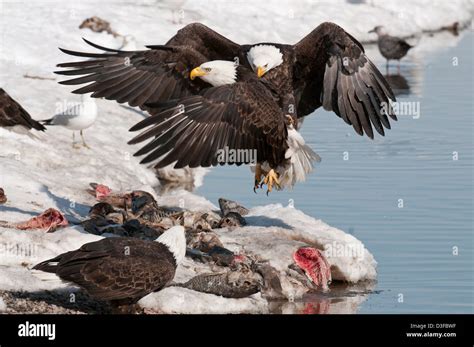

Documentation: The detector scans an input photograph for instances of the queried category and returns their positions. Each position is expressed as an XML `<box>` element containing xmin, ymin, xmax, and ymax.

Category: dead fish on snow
<box><xmin>178</xmin><ymin>270</ymin><xmax>262</xmax><ymax>299</ymax></box>
<box><xmin>186</xmin><ymin>231</ymin><xmax>223</xmax><ymax>252</ymax></box>
<box><xmin>291</xmin><ymin>247</ymin><xmax>332</xmax><ymax>292</ymax></box>
<box><xmin>219</xmin><ymin>212</ymin><xmax>247</xmax><ymax>228</ymax></box>
<box><xmin>173</xmin><ymin>211</ymin><xmax>212</xmax><ymax>231</ymax></box>
<box><xmin>130</xmin><ymin>191</ymin><xmax>179</xmax><ymax>224</ymax></box>
<box><xmin>217</xmin><ymin>198</ymin><xmax>248</xmax><ymax>228</ymax></box>
<box><xmin>0</xmin><ymin>208</ymin><xmax>68</xmax><ymax>232</ymax></box>
<box><xmin>218</xmin><ymin>198</ymin><xmax>249</xmax><ymax>216</ymax></box>
<box><xmin>201</xmin><ymin>211</ymin><xmax>221</xmax><ymax>229</ymax></box>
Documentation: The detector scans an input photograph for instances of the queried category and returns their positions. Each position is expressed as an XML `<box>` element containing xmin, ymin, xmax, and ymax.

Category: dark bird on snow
<box><xmin>0</xmin><ymin>88</ymin><xmax>46</xmax><ymax>137</ymax></box>
<box><xmin>368</xmin><ymin>26</ymin><xmax>413</xmax><ymax>72</ymax></box>
<box><xmin>0</xmin><ymin>188</ymin><xmax>7</xmax><ymax>205</ymax></box>
<box><xmin>55</xmin><ymin>22</ymin><xmax>396</xmax><ymax>193</ymax></box>
<box><xmin>32</xmin><ymin>225</ymin><xmax>186</xmax><ymax>311</ymax></box>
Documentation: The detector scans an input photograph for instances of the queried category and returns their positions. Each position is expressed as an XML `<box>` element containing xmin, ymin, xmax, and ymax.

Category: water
<box><xmin>196</xmin><ymin>31</ymin><xmax>473</xmax><ymax>313</ymax></box>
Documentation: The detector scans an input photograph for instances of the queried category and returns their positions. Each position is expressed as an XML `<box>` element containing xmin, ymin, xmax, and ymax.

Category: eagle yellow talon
<box><xmin>262</xmin><ymin>169</ymin><xmax>280</xmax><ymax>195</ymax></box>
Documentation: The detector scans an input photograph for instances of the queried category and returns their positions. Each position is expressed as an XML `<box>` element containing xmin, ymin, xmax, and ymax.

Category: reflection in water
<box><xmin>384</xmin><ymin>73</ymin><xmax>410</xmax><ymax>96</ymax></box>
<box><xmin>269</xmin><ymin>281</ymin><xmax>377</xmax><ymax>314</ymax></box>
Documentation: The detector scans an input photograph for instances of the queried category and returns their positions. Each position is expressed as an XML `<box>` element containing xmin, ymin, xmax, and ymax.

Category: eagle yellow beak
<box><xmin>257</xmin><ymin>66</ymin><xmax>266</xmax><ymax>78</ymax></box>
<box><xmin>190</xmin><ymin>67</ymin><xmax>206</xmax><ymax>80</ymax></box>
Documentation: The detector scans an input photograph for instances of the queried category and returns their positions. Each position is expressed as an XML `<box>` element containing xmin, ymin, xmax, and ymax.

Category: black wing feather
<box><xmin>128</xmin><ymin>81</ymin><xmax>288</xmax><ymax>169</ymax></box>
<box><xmin>294</xmin><ymin>22</ymin><xmax>396</xmax><ymax>138</ymax></box>
<box><xmin>0</xmin><ymin>89</ymin><xmax>46</xmax><ymax>131</ymax></box>
<box><xmin>56</xmin><ymin>23</ymin><xmax>242</xmax><ymax>111</ymax></box>
<box><xmin>33</xmin><ymin>238</ymin><xmax>177</xmax><ymax>303</ymax></box>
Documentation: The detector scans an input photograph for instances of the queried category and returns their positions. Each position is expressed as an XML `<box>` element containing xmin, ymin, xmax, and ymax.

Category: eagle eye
<box><xmin>204</xmin><ymin>67</ymin><xmax>212</xmax><ymax>72</ymax></box>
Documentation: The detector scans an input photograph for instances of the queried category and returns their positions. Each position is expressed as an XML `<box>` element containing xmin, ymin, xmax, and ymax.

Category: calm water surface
<box><xmin>195</xmin><ymin>31</ymin><xmax>473</xmax><ymax>313</ymax></box>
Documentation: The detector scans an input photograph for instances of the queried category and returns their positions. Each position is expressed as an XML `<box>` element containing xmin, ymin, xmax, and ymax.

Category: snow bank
<box><xmin>182</xmin><ymin>0</ymin><xmax>473</xmax><ymax>44</ymax></box>
<box><xmin>140</xmin><ymin>288</ymin><xmax>267</xmax><ymax>314</ymax></box>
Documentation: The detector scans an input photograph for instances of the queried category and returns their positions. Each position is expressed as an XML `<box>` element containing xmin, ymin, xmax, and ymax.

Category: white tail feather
<box><xmin>279</xmin><ymin>127</ymin><xmax>321</xmax><ymax>188</ymax></box>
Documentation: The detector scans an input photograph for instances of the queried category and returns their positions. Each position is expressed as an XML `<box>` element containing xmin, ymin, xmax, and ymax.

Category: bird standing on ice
<box><xmin>41</xmin><ymin>94</ymin><xmax>97</xmax><ymax>148</ymax></box>
<box><xmin>368</xmin><ymin>26</ymin><xmax>413</xmax><ymax>73</ymax></box>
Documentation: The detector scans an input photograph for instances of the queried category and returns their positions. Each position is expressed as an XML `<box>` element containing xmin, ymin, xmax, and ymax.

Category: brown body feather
<box><xmin>33</xmin><ymin>238</ymin><xmax>176</xmax><ymax>304</ymax></box>
<box><xmin>0</xmin><ymin>89</ymin><xmax>46</xmax><ymax>131</ymax></box>
<box><xmin>128</xmin><ymin>68</ymin><xmax>288</xmax><ymax>169</ymax></box>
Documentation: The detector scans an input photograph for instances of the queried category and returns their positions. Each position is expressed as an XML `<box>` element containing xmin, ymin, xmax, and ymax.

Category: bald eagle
<box><xmin>55</xmin><ymin>22</ymin><xmax>396</xmax><ymax>193</ymax></box>
<box><xmin>128</xmin><ymin>60</ymin><xmax>320</xmax><ymax>193</ymax></box>
<box><xmin>33</xmin><ymin>226</ymin><xmax>186</xmax><ymax>310</ymax></box>
<box><xmin>0</xmin><ymin>88</ymin><xmax>46</xmax><ymax>136</ymax></box>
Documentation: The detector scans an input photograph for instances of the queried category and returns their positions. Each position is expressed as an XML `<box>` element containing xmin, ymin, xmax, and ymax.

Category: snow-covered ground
<box><xmin>1</xmin><ymin>0</ymin><xmax>472</xmax><ymax>314</ymax></box>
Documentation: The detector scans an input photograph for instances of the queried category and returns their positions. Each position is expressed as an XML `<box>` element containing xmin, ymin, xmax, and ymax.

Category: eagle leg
<box><xmin>263</xmin><ymin>169</ymin><xmax>280</xmax><ymax>196</ymax></box>
<box><xmin>253</xmin><ymin>163</ymin><xmax>264</xmax><ymax>193</ymax></box>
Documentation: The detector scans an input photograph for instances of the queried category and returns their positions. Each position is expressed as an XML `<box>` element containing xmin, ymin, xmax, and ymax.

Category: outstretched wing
<box><xmin>164</xmin><ymin>22</ymin><xmax>241</xmax><ymax>61</ymax></box>
<box><xmin>294</xmin><ymin>22</ymin><xmax>396</xmax><ymax>139</ymax></box>
<box><xmin>55</xmin><ymin>39</ymin><xmax>209</xmax><ymax>110</ymax></box>
<box><xmin>0</xmin><ymin>88</ymin><xmax>45</xmax><ymax>131</ymax></box>
<box><xmin>128</xmin><ymin>80</ymin><xmax>288</xmax><ymax>169</ymax></box>
<box><xmin>55</xmin><ymin>24</ymin><xmax>242</xmax><ymax>111</ymax></box>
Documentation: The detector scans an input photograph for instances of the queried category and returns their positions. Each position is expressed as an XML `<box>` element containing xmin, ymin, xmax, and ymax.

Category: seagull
<box><xmin>41</xmin><ymin>94</ymin><xmax>97</xmax><ymax>148</ymax></box>
<box><xmin>369</xmin><ymin>26</ymin><xmax>413</xmax><ymax>73</ymax></box>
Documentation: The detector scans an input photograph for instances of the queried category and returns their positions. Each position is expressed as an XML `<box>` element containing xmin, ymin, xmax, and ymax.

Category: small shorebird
<box><xmin>369</xmin><ymin>26</ymin><xmax>413</xmax><ymax>73</ymax></box>
<box><xmin>41</xmin><ymin>94</ymin><xmax>97</xmax><ymax>148</ymax></box>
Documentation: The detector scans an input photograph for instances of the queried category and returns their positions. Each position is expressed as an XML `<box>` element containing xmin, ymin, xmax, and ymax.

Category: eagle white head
<box><xmin>247</xmin><ymin>44</ymin><xmax>283</xmax><ymax>78</ymax></box>
<box><xmin>156</xmin><ymin>225</ymin><xmax>186</xmax><ymax>265</ymax></box>
<box><xmin>190</xmin><ymin>60</ymin><xmax>238</xmax><ymax>86</ymax></box>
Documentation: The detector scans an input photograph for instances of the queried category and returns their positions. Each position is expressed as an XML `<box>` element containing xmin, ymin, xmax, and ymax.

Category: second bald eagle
<box><xmin>55</xmin><ymin>22</ymin><xmax>396</xmax><ymax>193</ymax></box>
